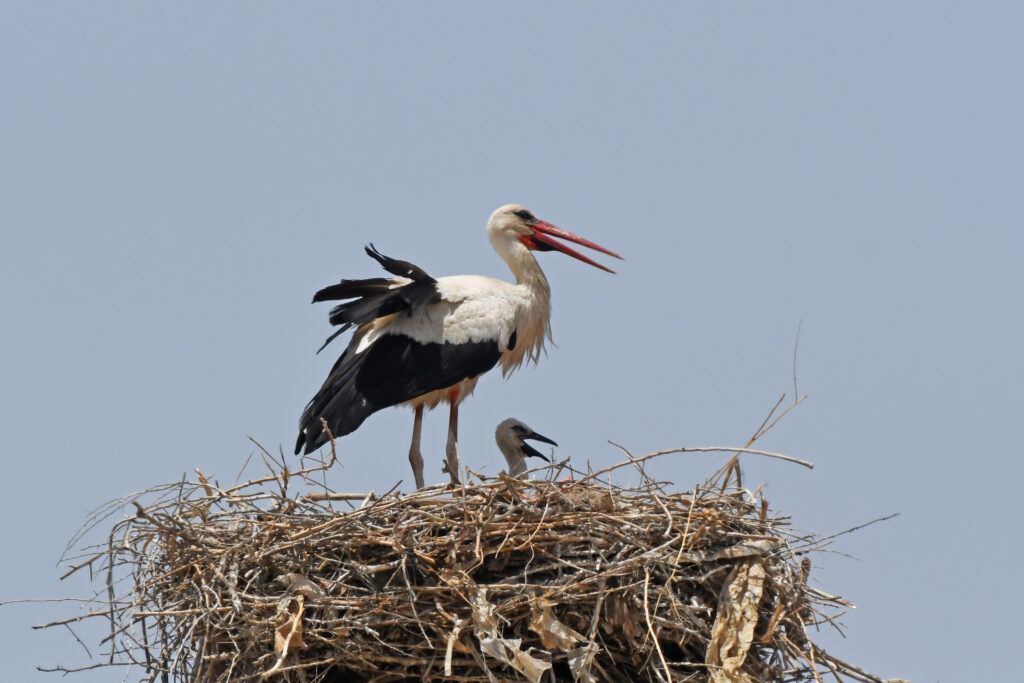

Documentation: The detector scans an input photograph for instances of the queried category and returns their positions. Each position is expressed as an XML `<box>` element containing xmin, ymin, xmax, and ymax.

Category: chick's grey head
<box><xmin>495</xmin><ymin>418</ymin><xmax>558</xmax><ymax>477</ymax></box>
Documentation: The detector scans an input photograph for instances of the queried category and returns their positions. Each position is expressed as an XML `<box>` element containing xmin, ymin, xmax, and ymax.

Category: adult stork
<box><xmin>495</xmin><ymin>418</ymin><xmax>557</xmax><ymax>478</ymax></box>
<box><xmin>294</xmin><ymin>204</ymin><xmax>621</xmax><ymax>488</ymax></box>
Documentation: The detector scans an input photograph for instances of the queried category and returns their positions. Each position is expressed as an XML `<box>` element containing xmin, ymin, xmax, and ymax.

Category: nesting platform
<box><xmin>44</xmin><ymin>446</ymin><xmax>892</xmax><ymax>682</ymax></box>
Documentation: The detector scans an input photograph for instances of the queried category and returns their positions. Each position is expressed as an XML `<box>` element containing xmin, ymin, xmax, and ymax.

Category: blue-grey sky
<box><xmin>3</xmin><ymin>3</ymin><xmax>1021</xmax><ymax>681</ymax></box>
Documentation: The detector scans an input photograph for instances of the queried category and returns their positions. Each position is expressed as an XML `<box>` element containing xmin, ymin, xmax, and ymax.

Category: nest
<box><xmin>43</xmin><ymin>441</ymin><xmax>893</xmax><ymax>683</ymax></box>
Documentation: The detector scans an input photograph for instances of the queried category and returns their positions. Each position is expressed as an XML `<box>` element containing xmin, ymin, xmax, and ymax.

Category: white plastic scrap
<box><xmin>275</xmin><ymin>572</ymin><xmax>326</xmax><ymax>600</ymax></box>
<box><xmin>528</xmin><ymin>602</ymin><xmax>602</xmax><ymax>682</ymax></box>
<box><xmin>528</xmin><ymin>604</ymin><xmax>585</xmax><ymax>652</ymax></box>
<box><xmin>706</xmin><ymin>560</ymin><xmax>767</xmax><ymax>683</ymax></box>
<box><xmin>470</xmin><ymin>587</ymin><xmax>552</xmax><ymax>683</ymax></box>
<box><xmin>567</xmin><ymin>642</ymin><xmax>600</xmax><ymax>683</ymax></box>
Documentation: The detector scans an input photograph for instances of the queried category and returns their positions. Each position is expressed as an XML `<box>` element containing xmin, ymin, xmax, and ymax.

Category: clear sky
<box><xmin>2</xmin><ymin>3</ymin><xmax>1021</xmax><ymax>681</ymax></box>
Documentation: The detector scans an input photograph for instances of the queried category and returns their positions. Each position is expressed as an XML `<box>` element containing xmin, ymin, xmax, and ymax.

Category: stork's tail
<box><xmin>294</xmin><ymin>347</ymin><xmax>374</xmax><ymax>455</ymax></box>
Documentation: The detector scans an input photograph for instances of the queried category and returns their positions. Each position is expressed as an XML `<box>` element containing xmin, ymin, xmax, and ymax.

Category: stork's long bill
<box><xmin>522</xmin><ymin>220</ymin><xmax>623</xmax><ymax>273</ymax></box>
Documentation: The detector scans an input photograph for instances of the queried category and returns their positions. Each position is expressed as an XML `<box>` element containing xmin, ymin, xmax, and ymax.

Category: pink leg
<box><xmin>408</xmin><ymin>405</ymin><xmax>425</xmax><ymax>489</ymax></box>
<box><xmin>443</xmin><ymin>388</ymin><xmax>462</xmax><ymax>485</ymax></box>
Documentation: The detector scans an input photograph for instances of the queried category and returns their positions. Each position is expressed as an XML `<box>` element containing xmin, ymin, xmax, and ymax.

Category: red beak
<box><xmin>529</xmin><ymin>220</ymin><xmax>624</xmax><ymax>273</ymax></box>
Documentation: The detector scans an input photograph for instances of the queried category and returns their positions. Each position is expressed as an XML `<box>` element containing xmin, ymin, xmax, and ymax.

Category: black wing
<box><xmin>296</xmin><ymin>245</ymin><xmax>504</xmax><ymax>454</ymax></box>
<box><xmin>294</xmin><ymin>334</ymin><xmax>502</xmax><ymax>455</ymax></box>
<box><xmin>309</xmin><ymin>245</ymin><xmax>441</xmax><ymax>353</ymax></box>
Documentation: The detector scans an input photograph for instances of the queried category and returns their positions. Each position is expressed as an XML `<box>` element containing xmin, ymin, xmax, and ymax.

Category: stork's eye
<box><xmin>513</xmin><ymin>209</ymin><xmax>534</xmax><ymax>221</ymax></box>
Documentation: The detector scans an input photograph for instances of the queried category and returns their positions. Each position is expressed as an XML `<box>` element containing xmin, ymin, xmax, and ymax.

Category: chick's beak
<box><xmin>519</xmin><ymin>429</ymin><xmax>557</xmax><ymax>462</ymax></box>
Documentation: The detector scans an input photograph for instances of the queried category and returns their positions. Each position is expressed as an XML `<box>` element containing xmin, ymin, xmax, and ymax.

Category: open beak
<box><xmin>530</xmin><ymin>220</ymin><xmax>624</xmax><ymax>274</ymax></box>
<box><xmin>520</xmin><ymin>429</ymin><xmax>558</xmax><ymax>462</ymax></box>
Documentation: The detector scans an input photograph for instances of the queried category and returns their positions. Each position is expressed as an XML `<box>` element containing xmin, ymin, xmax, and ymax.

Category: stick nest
<box><xmin>47</xmin><ymin>444</ymin><xmax>891</xmax><ymax>683</ymax></box>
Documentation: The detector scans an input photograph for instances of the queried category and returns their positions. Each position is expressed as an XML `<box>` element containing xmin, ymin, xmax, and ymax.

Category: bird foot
<box><xmin>442</xmin><ymin>447</ymin><xmax>462</xmax><ymax>486</ymax></box>
<box><xmin>441</xmin><ymin>462</ymin><xmax>461</xmax><ymax>486</ymax></box>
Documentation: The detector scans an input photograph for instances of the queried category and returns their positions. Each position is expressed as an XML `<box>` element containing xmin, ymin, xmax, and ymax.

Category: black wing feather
<box><xmin>365</xmin><ymin>243</ymin><xmax>435</xmax><ymax>282</ymax></box>
<box><xmin>295</xmin><ymin>334</ymin><xmax>502</xmax><ymax>455</ymax></box>
<box><xmin>308</xmin><ymin>246</ymin><xmax>441</xmax><ymax>351</ymax></box>
<box><xmin>312</xmin><ymin>278</ymin><xmax>396</xmax><ymax>303</ymax></box>
<box><xmin>315</xmin><ymin>324</ymin><xmax>352</xmax><ymax>355</ymax></box>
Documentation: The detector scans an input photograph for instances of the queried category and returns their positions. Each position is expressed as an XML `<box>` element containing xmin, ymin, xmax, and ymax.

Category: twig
<box><xmin>643</xmin><ymin>567</ymin><xmax>672</xmax><ymax>682</ymax></box>
<box><xmin>579</xmin><ymin>446</ymin><xmax>814</xmax><ymax>485</ymax></box>
<box><xmin>793</xmin><ymin>321</ymin><xmax>803</xmax><ymax>401</ymax></box>
<box><xmin>302</xmin><ymin>492</ymin><xmax>378</xmax><ymax>503</ymax></box>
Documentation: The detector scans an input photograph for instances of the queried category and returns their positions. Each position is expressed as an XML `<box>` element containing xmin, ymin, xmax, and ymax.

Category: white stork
<box><xmin>294</xmin><ymin>204</ymin><xmax>621</xmax><ymax>488</ymax></box>
<box><xmin>495</xmin><ymin>418</ymin><xmax>557</xmax><ymax>478</ymax></box>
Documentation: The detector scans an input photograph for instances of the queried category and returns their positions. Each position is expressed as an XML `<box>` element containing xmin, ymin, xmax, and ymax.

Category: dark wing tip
<box><xmin>315</xmin><ymin>325</ymin><xmax>350</xmax><ymax>354</ymax></box>
<box><xmin>364</xmin><ymin>243</ymin><xmax>436</xmax><ymax>283</ymax></box>
<box><xmin>312</xmin><ymin>283</ymin><xmax>347</xmax><ymax>303</ymax></box>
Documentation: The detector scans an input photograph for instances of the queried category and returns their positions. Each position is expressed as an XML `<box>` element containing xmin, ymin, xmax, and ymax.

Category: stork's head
<box><xmin>495</xmin><ymin>417</ymin><xmax>557</xmax><ymax>477</ymax></box>
<box><xmin>487</xmin><ymin>204</ymin><xmax>622</xmax><ymax>273</ymax></box>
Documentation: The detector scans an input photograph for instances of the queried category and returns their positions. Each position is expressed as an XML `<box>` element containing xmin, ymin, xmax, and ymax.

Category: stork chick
<box><xmin>495</xmin><ymin>418</ymin><xmax>557</xmax><ymax>478</ymax></box>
